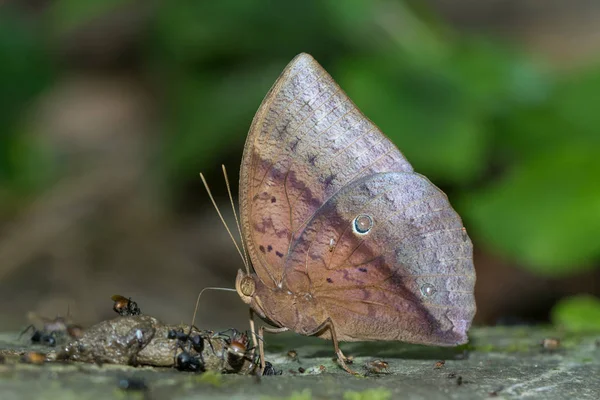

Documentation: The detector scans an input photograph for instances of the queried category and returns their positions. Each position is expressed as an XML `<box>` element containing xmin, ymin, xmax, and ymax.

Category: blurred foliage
<box><xmin>344</xmin><ymin>389</ymin><xmax>392</xmax><ymax>400</ymax></box>
<box><xmin>0</xmin><ymin>0</ymin><xmax>599</xmax><ymax>277</ymax></box>
<box><xmin>0</xmin><ymin>9</ymin><xmax>56</xmax><ymax>212</ymax></box>
<box><xmin>551</xmin><ymin>295</ymin><xmax>600</xmax><ymax>332</ymax></box>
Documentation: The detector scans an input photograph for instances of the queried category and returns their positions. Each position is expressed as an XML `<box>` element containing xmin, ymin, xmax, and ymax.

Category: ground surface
<box><xmin>0</xmin><ymin>326</ymin><xmax>598</xmax><ymax>400</ymax></box>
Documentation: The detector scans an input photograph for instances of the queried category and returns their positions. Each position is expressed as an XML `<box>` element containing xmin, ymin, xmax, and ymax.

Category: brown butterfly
<box><xmin>203</xmin><ymin>53</ymin><xmax>476</xmax><ymax>375</ymax></box>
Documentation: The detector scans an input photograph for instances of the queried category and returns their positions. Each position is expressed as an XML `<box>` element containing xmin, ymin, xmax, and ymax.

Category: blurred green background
<box><xmin>0</xmin><ymin>0</ymin><xmax>599</xmax><ymax>332</ymax></box>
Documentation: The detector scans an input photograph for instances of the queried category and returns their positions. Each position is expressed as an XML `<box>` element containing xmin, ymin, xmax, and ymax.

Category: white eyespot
<box><xmin>420</xmin><ymin>283</ymin><xmax>436</xmax><ymax>298</ymax></box>
<box><xmin>353</xmin><ymin>214</ymin><xmax>373</xmax><ymax>235</ymax></box>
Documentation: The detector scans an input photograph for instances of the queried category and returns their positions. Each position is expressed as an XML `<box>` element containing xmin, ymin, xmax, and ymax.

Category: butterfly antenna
<box><xmin>221</xmin><ymin>164</ymin><xmax>250</xmax><ymax>274</ymax></box>
<box><xmin>199</xmin><ymin>172</ymin><xmax>248</xmax><ymax>271</ymax></box>
<box><xmin>188</xmin><ymin>287</ymin><xmax>237</xmax><ymax>332</ymax></box>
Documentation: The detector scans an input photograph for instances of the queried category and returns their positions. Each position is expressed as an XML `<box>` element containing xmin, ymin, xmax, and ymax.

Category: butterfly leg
<box><xmin>257</xmin><ymin>325</ymin><xmax>289</xmax><ymax>375</ymax></box>
<box><xmin>304</xmin><ymin>317</ymin><xmax>358</xmax><ymax>375</ymax></box>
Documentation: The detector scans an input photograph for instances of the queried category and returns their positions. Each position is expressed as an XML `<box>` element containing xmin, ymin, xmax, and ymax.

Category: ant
<box><xmin>175</xmin><ymin>348</ymin><xmax>205</xmax><ymax>372</ymax></box>
<box><xmin>262</xmin><ymin>361</ymin><xmax>282</xmax><ymax>376</ymax></box>
<box><xmin>167</xmin><ymin>327</ymin><xmax>208</xmax><ymax>354</ymax></box>
<box><xmin>167</xmin><ymin>326</ymin><xmax>212</xmax><ymax>373</ymax></box>
<box><xmin>19</xmin><ymin>312</ymin><xmax>83</xmax><ymax>347</ymax></box>
<box><xmin>111</xmin><ymin>295</ymin><xmax>142</xmax><ymax>316</ymax></box>
<box><xmin>212</xmin><ymin>328</ymin><xmax>258</xmax><ymax>373</ymax></box>
<box><xmin>21</xmin><ymin>327</ymin><xmax>58</xmax><ymax>346</ymax></box>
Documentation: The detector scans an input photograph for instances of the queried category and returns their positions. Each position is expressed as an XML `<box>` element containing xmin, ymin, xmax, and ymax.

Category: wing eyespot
<box><xmin>420</xmin><ymin>283</ymin><xmax>436</xmax><ymax>298</ymax></box>
<box><xmin>352</xmin><ymin>214</ymin><xmax>373</xmax><ymax>236</ymax></box>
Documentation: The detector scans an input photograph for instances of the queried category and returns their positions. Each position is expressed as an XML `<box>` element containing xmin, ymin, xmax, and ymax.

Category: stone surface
<box><xmin>1</xmin><ymin>326</ymin><xmax>599</xmax><ymax>400</ymax></box>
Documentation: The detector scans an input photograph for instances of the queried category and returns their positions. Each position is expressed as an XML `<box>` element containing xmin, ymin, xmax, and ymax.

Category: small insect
<box><xmin>111</xmin><ymin>295</ymin><xmax>141</xmax><ymax>316</ymax></box>
<box><xmin>176</xmin><ymin>349</ymin><xmax>205</xmax><ymax>372</ymax></box>
<box><xmin>263</xmin><ymin>361</ymin><xmax>282</xmax><ymax>376</ymax></box>
<box><xmin>118</xmin><ymin>377</ymin><xmax>148</xmax><ymax>391</ymax></box>
<box><xmin>541</xmin><ymin>338</ymin><xmax>560</xmax><ymax>351</ymax></box>
<box><xmin>456</xmin><ymin>376</ymin><xmax>463</xmax><ymax>386</ymax></box>
<box><xmin>364</xmin><ymin>359</ymin><xmax>389</xmax><ymax>374</ymax></box>
<box><xmin>25</xmin><ymin>329</ymin><xmax>57</xmax><ymax>346</ymax></box>
<box><xmin>287</xmin><ymin>349</ymin><xmax>299</xmax><ymax>362</ymax></box>
<box><xmin>168</xmin><ymin>327</ymin><xmax>189</xmax><ymax>341</ymax></box>
<box><xmin>298</xmin><ymin>367</ymin><xmax>305</xmax><ymax>373</ymax></box>
<box><xmin>21</xmin><ymin>351</ymin><xmax>46</xmax><ymax>365</ymax></box>
<box><xmin>167</xmin><ymin>327</ymin><xmax>209</xmax><ymax>373</ymax></box>
<box><xmin>434</xmin><ymin>360</ymin><xmax>446</xmax><ymax>369</ymax></box>
<box><xmin>329</xmin><ymin>238</ymin><xmax>335</xmax><ymax>252</ymax></box>
<box><xmin>20</xmin><ymin>312</ymin><xmax>80</xmax><ymax>347</ymax></box>
<box><xmin>214</xmin><ymin>328</ymin><xmax>254</xmax><ymax>370</ymax></box>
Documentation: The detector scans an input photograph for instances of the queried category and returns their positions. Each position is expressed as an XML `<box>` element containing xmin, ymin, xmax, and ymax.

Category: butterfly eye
<box><xmin>240</xmin><ymin>276</ymin><xmax>256</xmax><ymax>297</ymax></box>
<box><xmin>353</xmin><ymin>214</ymin><xmax>373</xmax><ymax>235</ymax></box>
<box><xmin>420</xmin><ymin>283</ymin><xmax>436</xmax><ymax>298</ymax></box>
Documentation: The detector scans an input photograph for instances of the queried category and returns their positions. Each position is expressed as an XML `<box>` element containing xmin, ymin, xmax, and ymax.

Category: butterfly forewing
<box><xmin>239</xmin><ymin>53</ymin><xmax>413</xmax><ymax>288</ymax></box>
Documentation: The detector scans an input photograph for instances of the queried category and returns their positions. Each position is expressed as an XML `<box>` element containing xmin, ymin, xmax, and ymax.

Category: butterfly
<box><xmin>207</xmin><ymin>53</ymin><xmax>476</xmax><ymax>375</ymax></box>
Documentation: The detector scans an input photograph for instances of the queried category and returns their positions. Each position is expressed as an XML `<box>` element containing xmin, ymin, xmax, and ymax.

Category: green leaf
<box><xmin>551</xmin><ymin>295</ymin><xmax>600</xmax><ymax>332</ymax></box>
<box><xmin>466</xmin><ymin>144</ymin><xmax>600</xmax><ymax>275</ymax></box>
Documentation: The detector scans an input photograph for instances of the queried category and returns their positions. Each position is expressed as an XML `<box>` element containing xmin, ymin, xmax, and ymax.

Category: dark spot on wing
<box><xmin>267</xmin><ymin>245</ymin><xmax>273</xmax><ymax>252</ymax></box>
<box><xmin>358</xmin><ymin>267</ymin><xmax>368</xmax><ymax>273</ymax></box>
<box><xmin>323</xmin><ymin>174</ymin><xmax>336</xmax><ymax>187</ymax></box>
<box><xmin>259</xmin><ymin>245</ymin><xmax>266</xmax><ymax>253</ymax></box>
<box><xmin>326</xmin><ymin>278</ymin><xmax>333</xmax><ymax>283</ymax></box>
<box><xmin>275</xmin><ymin>251</ymin><xmax>284</xmax><ymax>258</ymax></box>
<box><xmin>290</xmin><ymin>139</ymin><xmax>300</xmax><ymax>152</ymax></box>
<box><xmin>271</xmin><ymin>197</ymin><xmax>276</xmax><ymax>203</ymax></box>
<box><xmin>277</xmin><ymin>120</ymin><xmax>292</xmax><ymax>139</ymax></box>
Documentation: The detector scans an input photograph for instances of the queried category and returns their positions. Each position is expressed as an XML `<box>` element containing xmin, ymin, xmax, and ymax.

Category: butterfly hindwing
<box><xmin>283</xmin><ymin>172</ymin><xmax>476</xmax><ymax>345</ymax></box>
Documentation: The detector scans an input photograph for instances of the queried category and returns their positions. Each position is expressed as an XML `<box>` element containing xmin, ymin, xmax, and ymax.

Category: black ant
<box><xmin>175</xmin><ymin>347</ymin><xmax>205</xmax><ymax>372</ymax></box>
<box><xmin>168</xmin><ymin>327</ymin><xmax>208</xmax><ymax>354</ymax></box>
<box><xmin>19</xmin><ymin>312</ymin><xmax>83</xmax><ymax>347</ymax></box>
<box><xmin>263</xmin><ymin>361</ymin><xmax>282</xmax><ymax>376</ymax></box>
<box><xmin>167</xmin><ymin>327</ymin><xmax>212</xmax><ymax>372</ymax></box>
<box><xmin>111</xmin><ymin>295</ymin><xmax>142</xmax><ymax>316</ymax></box>
<box><xmin>21</xmin><ymin>327</ymin><xmax>58</xmax><ymax>346</ymax></box>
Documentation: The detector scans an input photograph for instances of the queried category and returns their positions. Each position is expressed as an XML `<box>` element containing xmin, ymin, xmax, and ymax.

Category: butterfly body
<box><xmin>233</xmin><ymin>53</ymin><xmax>476</xmax><ymax>373</ymax></box>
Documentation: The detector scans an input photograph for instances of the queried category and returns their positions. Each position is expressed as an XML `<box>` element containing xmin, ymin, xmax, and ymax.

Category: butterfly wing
<box><xmin>240</xmin><ymin>53</ymin><xmax>476</xmax><ymax>344</ymax></box>
<box><xmin>282</xmin><ymin>172</ymin><xmax>476</xmax><ymax>345</ymax></box>
<box><xmin>239</xmin><ymin>53</ymin><xmax>413</xmax><ymax>288</ymax></box>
